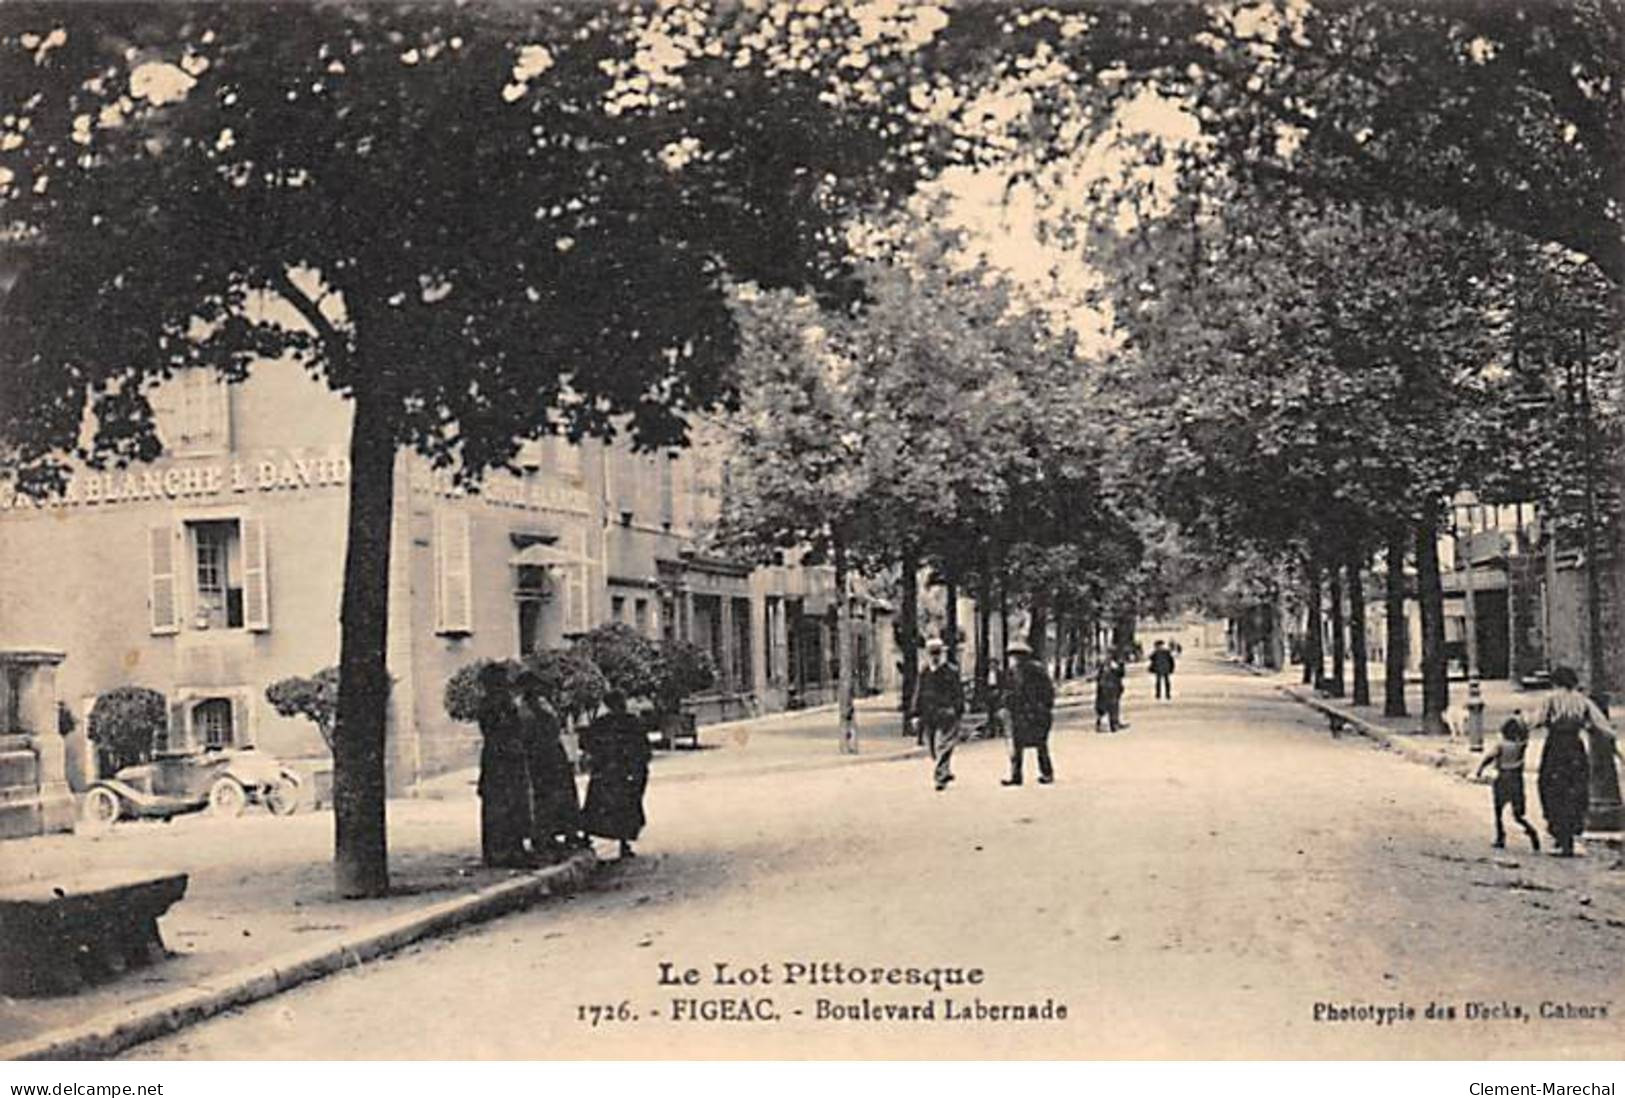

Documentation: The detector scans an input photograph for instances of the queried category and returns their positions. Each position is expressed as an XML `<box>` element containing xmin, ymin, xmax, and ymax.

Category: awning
<box><xmin>510</xmin><ymin>544</ymin><xmax>591</xmax><ymax>568</ymax></box>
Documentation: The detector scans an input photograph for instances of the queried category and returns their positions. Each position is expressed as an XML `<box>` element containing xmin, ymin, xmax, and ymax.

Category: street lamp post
<box><xmin>1453</xmin><ymin>490</ymin><xmax>1485</xmax><ymax>752</ymax></box>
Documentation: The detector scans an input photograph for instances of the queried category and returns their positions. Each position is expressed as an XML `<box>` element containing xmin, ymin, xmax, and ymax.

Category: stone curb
<box><xmin>1274</xmin><ymin>683</ymin><xmax>1482</xmax><ymax>779</ymax></box>
<box><xmin>654</xmin><ymin>743</ymin><xmax>929</xmax><ymax>785</ymax></box>
<box><xmin>0</xmin><ymin>849</ymin><xmax>599</xmax><ymax>1062</ymax></box>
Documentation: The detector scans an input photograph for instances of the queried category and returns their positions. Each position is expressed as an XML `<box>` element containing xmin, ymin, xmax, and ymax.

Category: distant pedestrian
<box><xmin>580</xmin><ymin>691</ymin><xmax>653</xmax><ymax>860</ymax></box>
<box><xmin>475</xmin><ymin>663</ymin><xmax>531</xmax><ymax>868</ymax></box>
<box><xmin>1001</xmin><ymin>640</ymin><xmax>1056</xmax><ymax>786</ymax></box>
<box><xmin>1095</xmin><ymin>652</ymin><xmax>1126</xmax><ymax>733</ymax></box>
<box><xmin>514</xmin><ymin>666</ymin><xmax>587</xmax><ymax>863</ymax></box>
<box><xmin>1149</xmin><ymin>640</ymin><xmax>1176</xmax><ymax>701</ymax></box>
<box><xmin>1531</xmin><ymin>666</ymin><xmax>1611</xmax><ymax>857</ymax></box>
<box><xmin>1475</xmin><ymin>711</ymin><xmax>1540</xmax><ymax>852</ymax></box>
<box><xmin>914</xmin><ymin>637</ymin><xmax>964</xmax><ymax>792</ymax></box>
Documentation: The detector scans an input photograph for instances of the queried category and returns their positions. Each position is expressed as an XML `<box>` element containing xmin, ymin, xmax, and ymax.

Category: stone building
<box><xmin>0</xmin><ymin>359</ymin><xmax>885</xmax><ymax>797</ymax></box>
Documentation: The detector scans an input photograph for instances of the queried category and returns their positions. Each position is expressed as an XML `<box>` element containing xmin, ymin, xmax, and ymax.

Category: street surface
<box><xmin>126</xmin><ymin>659</ymin><xmax>1623</xmax><ymax>1059</ymax></box>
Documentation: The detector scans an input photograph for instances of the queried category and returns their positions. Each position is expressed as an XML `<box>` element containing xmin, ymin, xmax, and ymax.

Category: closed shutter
<box><xmin>230</xmin><ymin>693</ymin><xmax>251</xmax><ymax>747</ymax></box>
<box><xmin>149</xmin><ymin>525</ymin><xmax>180</xmax><ymax>635</ymax></box>
<box><xmin>435</xmin><ymin>510</ymin><xmax>474</xmax><ymax>634</ymax></box>
<box><xmin>241</xmin><ymin>517</ymin><xmax>270</xmax><ymax>631</ymax></box>
<box><xmin>165</xmin><ymin>700</ymin><xmax>188</xmax><ymax>754</ymax></box>
<box><xmin>564</xmin><ymin>564</ymin><xmax>587</xmax><ymax>635</ymax></box>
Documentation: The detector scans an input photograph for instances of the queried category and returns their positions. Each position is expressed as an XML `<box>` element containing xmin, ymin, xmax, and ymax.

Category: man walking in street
<box><xmin>1095</xmin><ymin>650</ymin><xmax>1126</xmax><ymax>732</ymax></box>
<box><xmin>1001</xmin><ymin>639</ymin><xmax>1056</xmax><ymax>786</ymax></box>
<box><xmin>1149</xmin><ymin>640</ymin><xmax>1176</xmax><ymax>701</ymax></box>
<box><xmin>914</xmin><ymin>637</ymin><xmax>965</xmax><ymax>792</ymax></box>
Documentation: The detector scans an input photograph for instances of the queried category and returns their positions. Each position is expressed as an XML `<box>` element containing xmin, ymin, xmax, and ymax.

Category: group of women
<box><xmin>474</xmin><ymin>662</ymin><xmax>652</xmax><ymax>867</ymax></box>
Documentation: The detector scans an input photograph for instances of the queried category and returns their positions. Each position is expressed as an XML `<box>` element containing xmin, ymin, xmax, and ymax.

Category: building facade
<box><xmin>0</xmin><ymin>361</ymin><xmax>885</xmax><ymax>796</ymax></box>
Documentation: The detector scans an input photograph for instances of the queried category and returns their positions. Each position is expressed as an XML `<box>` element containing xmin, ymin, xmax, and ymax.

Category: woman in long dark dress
<box><xmin>1532</xmin><ymin>666</ymin><xmax>1610</xmax><ymax>857</ymax></box>
<box><xmin>475</xmin><ymin>663</ymin><xmax>531</xmax><ymax>868</ymax></box>
<box><xmin>513</xmin><ymin>667</ymin><xmax>587</xmax><ymax>862</ymax></box>
<box><xmin>580</xmin><ymin>691</ymin><xmax>652</xmax><ymax>859</ymax></box>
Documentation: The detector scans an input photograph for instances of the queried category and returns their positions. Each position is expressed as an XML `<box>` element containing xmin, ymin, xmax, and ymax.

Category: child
<box><xmin>1476</xmin><ymin>711</ymin><xmax>1540</xmax><ymax>852</ymax></box>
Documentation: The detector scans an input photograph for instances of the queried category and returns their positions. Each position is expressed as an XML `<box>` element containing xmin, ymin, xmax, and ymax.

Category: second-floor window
<box><xmin>156</xmin><ymin>367</ymin><xmax>231</xmax><ymax>455</ymax></box>
<box><xmin>191</xmin><ymin>520</ymin><xmax>242</xmax><ymax>629</ymax></box>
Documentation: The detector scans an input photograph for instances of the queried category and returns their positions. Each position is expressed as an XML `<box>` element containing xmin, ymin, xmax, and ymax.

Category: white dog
<box><xmin>1441</xmin><ymin>703</ymin><xmax>1469</xmax><ymax>740</ymax></box>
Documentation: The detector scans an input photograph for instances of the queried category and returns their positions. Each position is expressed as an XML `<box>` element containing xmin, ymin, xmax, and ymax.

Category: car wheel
<box><xmin>81</xmin><ymin>786</ymin><xmax>121</xmax><ymax>829</ymax></box>
<box><xmin>266</xmin><ymin>775</ymin><xmax>302</xmax><ymax>817</ymax></box>
<box><xmin>207</xmin><ymin>776</ymin><xmax>248</xmax><ymax>817</ymax></box>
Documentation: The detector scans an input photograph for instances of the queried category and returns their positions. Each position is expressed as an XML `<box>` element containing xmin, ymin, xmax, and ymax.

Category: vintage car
<box><xmin>80</xmin><ymin>747</ymin><xmax>302</xmax><ymax>828</ymax></box>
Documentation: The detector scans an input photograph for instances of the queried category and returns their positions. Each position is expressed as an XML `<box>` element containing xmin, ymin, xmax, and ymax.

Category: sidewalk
<box><xmin>414</xmin><ymin>690</ymin><xmax>922</xmax><ymax>800</ymax></box>
<box><xmin>1245</xmin><ymin>659</ymin><xmax>1623</xmax><ymax>841</ymax></box>
<box><xmin>0</xmin><ymin>698</ymin><xmax>926</xmax><ymax>1060</ymax></box>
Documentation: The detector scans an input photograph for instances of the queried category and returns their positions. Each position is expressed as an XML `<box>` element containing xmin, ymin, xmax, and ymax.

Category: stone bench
<box><xmin>0</xmin><ymin>870</ymin><xmax>188</xmax><ymax>996</ymax></box>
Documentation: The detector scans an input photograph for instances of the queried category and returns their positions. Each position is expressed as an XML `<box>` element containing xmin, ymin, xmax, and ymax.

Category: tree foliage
<box><xmin>265</xmin><ymin>666</ymin><xmax>340</xmax><ymax>754</ymax></box>
<box><xmin>87</xmin><ymin>685</ymin><xmax>166</xmax><ymax>775</ymax></box>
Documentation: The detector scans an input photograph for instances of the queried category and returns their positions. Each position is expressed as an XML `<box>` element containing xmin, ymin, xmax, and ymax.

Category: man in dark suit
<box><xmin>1149</xmin><ymin>640</ymin><xmax>1176</xmax><ymax>701</ymax></box>
<box><xmin>914</xmin><ymin>637</ymin><xmax>964</xmax><ymax>792</ymax></box>
<box><xmin>1002</xmin><ymin>639</ymin><xmax>1056</xmax><ymax>786</ymax></box>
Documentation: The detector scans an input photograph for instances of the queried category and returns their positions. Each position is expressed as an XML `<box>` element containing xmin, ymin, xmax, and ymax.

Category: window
<box><xmin>551</xmin><ymin>437</ymin><xmax>582</xmax><ymax>482</ymax></box>
<box><xmin>693</xmin><ymin>595</ymin><xmax>724</xmax><ymax>688</ymax></box>
<box><xmin>764</xmin><ymin>597</ymin><xmax>784</xmax><ymax>685</ymax></box>
<box><xmin>193</xmin><ymin>697</ymin><xmax>234</xmax><ymax>749</ymax></box>
<box><xmin>612</xmin><ymin>595</ymin><xmax>627</xmax><ymax>623</ymax></box>
<box><xmin>152</xmin><ymin>518</ymin><xmax>270</xmax><ymax>634</ymax></box>
<box><xmin>435</xmin><ymin>510</ymin><xmax>474</xmax><ymax>635</ymax></box>
<box><xmin>634</xmin><ymin>598</ymin><xmax>650</xmax><ymax>637</ymax></box>
<box><xmin>661</xmin><ymin>594</ymin><xmax>677</xmax><ymax>643</ymax></box>
<box><xmin>193</xmin><ymin>521</ymin><xmax>240</xmax><ymax>629</ymax></box>
<box><xmin>155</xmin><ymin>368</ymin><xmax>230</xmax><ymax>455</ymax></box>
<box><xmin>732</xmin><ymin>597</ymin><xmax>753</xmax><ymax>691</ymax></box>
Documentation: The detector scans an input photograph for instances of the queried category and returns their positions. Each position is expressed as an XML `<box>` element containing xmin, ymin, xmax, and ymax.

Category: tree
<box><xmin>87</xmin><ymin>685</ymin><xmax>166</xmax><ymax>776</ymax></box>
<box><xmin>0</xmin><ymin>3</ymin><xmax>963</xmax><ymax>894</ymax></box>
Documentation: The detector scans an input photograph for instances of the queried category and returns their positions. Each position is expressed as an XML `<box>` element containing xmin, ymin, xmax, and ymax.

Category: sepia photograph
<box><xmin>0</xmin><ymin>0</ymin><xmax>1621</xmax><ymax>1072</ymax></box>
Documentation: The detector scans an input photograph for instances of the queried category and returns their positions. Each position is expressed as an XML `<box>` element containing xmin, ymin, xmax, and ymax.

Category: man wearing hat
<box><xmin>1001</xmin><ymin>639</ymin><xmax>1056</xmax><ymax>786</ymax></box>
<box><xmin>914</xmin><ymin>637</ymin><xmax>965</xmax><ymax>792</ymax></box>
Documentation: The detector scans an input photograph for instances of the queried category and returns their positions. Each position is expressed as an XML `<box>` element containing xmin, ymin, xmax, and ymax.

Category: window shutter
<box><xmin>436</xmin><ymin>510</ymin><xmax>474</xmax><ymax>634</ymax></box>
<box><xmin>230</xmin><ymin>693</ymin><xmax>251</xmax><ymax>747</ymax></box>
<box><xmin>212</xmin><ymin>373</ymin><xmax>232</xmax><ymax>450</ymax></box>
<box><xmin>165</xmin><ymin>700</ymin><xmax>188</xmax><ymax>754</ymax></box>
<box><xmin>565</xmin><ymin>564</ymin><xmax>587</xmax><ymax>635</ymax></box>
<box><xmin>241</xmin><ymin>516</ymin><xmax>270</xmax><ymax>631</ymax></box>
<box><xmin>149</xmin><ymin>525</ymin><xmax>180</xmax><ymax>635</ymax></box>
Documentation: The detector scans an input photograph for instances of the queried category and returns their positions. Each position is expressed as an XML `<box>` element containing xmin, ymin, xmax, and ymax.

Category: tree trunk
<box><xmin>1347</xmin><ymin>555</ymin><xmax>1370</xmax><ymax>706</ymax></box>
<box><xmin>899</xmin><ymin>544</ymin><xmax>920</xmax><ymax>725</ymax></box>
<box><xmin>1028</xmin><ymin>591</ymin><xmax>1050</xmax><ymax>662</ymax></box>
<box><xmin>1327</xmin><ymin>563</ymin><xmax>1346</xmax><ymax>697</ymax></box>
<box><xmin>974</xmin><ymin>550</ymin><xmax>992</xmax><ymax>711</ymax></box>
<box><xmin>1415</xmin><ymin>518</ymin><xmax>1450</xmax><ymax>734</ymax></box>
<box><xmin>835</xmin><ymin>537</ymin><xmax>857</xmax><ymax>754</ymax></box>
<box><xmin>944</xmin><ymin>578</ymin><xmax>960</xmax><ymax>668</ymax></box>
<box><xmin>1384</xmin><ymin>528</ymin><xmax>1409</xmax><ymax>718</ymax></box>
<box><xmin>997</xmin><ymin>562</ymin><xmax>1009</xmax><ymax>666</ymax></box>
<box><xmin>332</xmin><ymin>389</ymin><xmax>396</xmax><ymax>899</ymax></box>
<box><xmin>1303</xmin><ymin>558</ymin><xmax>1324</xmax><ymax>687</ymax></box>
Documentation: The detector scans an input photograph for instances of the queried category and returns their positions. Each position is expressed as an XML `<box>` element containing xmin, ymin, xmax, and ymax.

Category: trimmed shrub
<box><xmin>265</xmin><ymin>667</ymin><xmax>339</xmax><ymax>753</ymax></box>
<box><xmin>575</xmin><ymin>622</ymin><xmax>662</xmax><ymax>700</ymax></box>
<box><xmin>656</xmin><ymin>639</ymin><xmax>716</xmax><ymax>716</ymax></box>
<box><xmin>523</xmin><ymin>647</ymin><xmax>608</xmax><ymax>725</ymax></box>
<box><xmin>444</xmin><ymin>658</ymin><xmax>516</xmax><ymax>724</ymax></box>
<box><xmin>87</xmin><ymin>686</ymin><xmax>167</xmax><ymax>776</ymax></box>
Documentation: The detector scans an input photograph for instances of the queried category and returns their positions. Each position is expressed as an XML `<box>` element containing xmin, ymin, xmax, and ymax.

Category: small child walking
<box><xmin>1476</xmin><ymin>712</ymin><xmax>1540</xmax><ymax>852</ymax></box>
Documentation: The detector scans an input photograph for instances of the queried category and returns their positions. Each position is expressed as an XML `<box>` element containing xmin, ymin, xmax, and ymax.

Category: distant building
<box><xmin>0</xmin><ymin>360</ymin><xmax>887</xmax><ymax>795</ymax></box>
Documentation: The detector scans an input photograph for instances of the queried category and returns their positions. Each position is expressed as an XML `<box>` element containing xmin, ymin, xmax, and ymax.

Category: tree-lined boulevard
<box><xmin>120</xmin><ymin>660</ymin><xmax>1622</xmax><ymax>1060</ymax></box>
